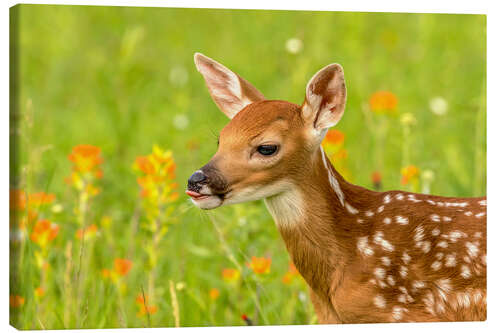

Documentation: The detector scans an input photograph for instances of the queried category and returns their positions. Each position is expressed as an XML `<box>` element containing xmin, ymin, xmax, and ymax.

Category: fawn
<box><xmin>186</xmin><ymin>53</ymin><xmax>486</xmax><ymax>323</ymax></box>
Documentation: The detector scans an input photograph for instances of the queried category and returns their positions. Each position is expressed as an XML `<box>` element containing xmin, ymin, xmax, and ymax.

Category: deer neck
<box><xmin>264</xmin><ymin>147</ymin><xmax>364</xmax><ymax>296</ymax></box>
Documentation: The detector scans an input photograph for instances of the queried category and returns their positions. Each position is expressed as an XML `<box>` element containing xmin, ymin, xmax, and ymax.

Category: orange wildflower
<box><xmin>30</xmin><ymin>219</ymin><xmax>59</xmax><ymax>247</ymax></box>
<box><xmin>101</xmin><ymin>269</ymin><xmax>111</xmax><ymax>279</ymax></box>
<box><xmin>34</xmin><ymin>287</ymin><xmax>45</xmax><ymax>298</ymax></box>
<box><xmin>324</xmin><ymin>129</ymin><xmax>345</xmax><ymax>146</ymax></box>
<box><xmin>369</xmin><ymin>91</ymin><xmax>398</xmax><ymax>114</ymax></box>
<box><xmin>401</xmin><ymin>165</ymin><xmax>420</xmax><ymax>185</ymax></box>
<box><xmin>282</xmin><ymin>262</ymin><xmax>300</xmax><ymax>284</ymax></box>
<box><xmin>28</xmin><ymin>192</ymin><xmax>55</xmax><ymax>206</ymax></box>
<box><xmin>209</xmin><ymin>288</ymin><xmax>220</xmax><ymax>300</ymax></box>
<box><xmin>10</xmin><ymin>295</ymin><xmax>25</xmax><ymax>307</ymax></box>
<box><xmin>371</xmin><ymin>171</ymin><xmax>382</xmax><ymax>190</ymax></box>
<box><xmin>113</xmin><ymin>258</ymin><xmax>133</xmax><ymax>276</ymax></box>
<box><xmin>133</xmin><ymin>145</ymin><xmax>178</xmax><ymax>203</ymax></box>
<box><xmin>136</xmin><ymin>294</ymin><xmax>158</xmax><ymax>316</ymax></box>
<box><xmin>68</xmin><ymin>144</ymin><xmax>103</xmax><ymax>173</ymax></box>
<box><xmin>222</xmin><ymin>268</ymin><xmax>240</xmax><ymax>282</ymax></box>
<box><xmin>10</xmin><ymin>189</ymin><xmax>26</xmax><ymax>211</ymax></box>
<box><xmin>134</xmin><ymin>156</ymin><xmax>155</xmax><ymax>174</ymax></box>
<box><xmin>75</xmin><ymin>224</ymin><xmax>98</xmax><ymax>240</ymax></box>
<box><xmin>247</xmin><ymin>256</ymin><xmax>271</xmax><ymax>275</ymax></box>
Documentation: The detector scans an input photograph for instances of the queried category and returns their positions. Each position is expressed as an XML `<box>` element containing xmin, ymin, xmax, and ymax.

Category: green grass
<box><xmin>10</xmin><ymin>4</ymin><xmax>486</xmax><ymax>329</ymax></box>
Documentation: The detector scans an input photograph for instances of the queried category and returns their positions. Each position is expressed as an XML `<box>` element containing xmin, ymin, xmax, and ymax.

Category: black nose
<box><xmin>188</xmin><ymin>171</ymin><xmax>207</xmax><ymax>191</ymax></box>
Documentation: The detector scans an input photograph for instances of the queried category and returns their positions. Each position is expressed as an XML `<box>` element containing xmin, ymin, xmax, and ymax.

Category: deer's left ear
<box><xmin>302</xmin><ymin>64</ymin><xmax>346</xmax><ymax>132</ymax></box>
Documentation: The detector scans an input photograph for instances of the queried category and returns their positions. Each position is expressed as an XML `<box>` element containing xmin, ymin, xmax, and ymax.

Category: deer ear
<box><xmin>302</xmin><ymin>64</ymin><xmax>346</xmax><ymax>131</ymax></box>
<box><xmin>194</xmin><ymin>53</ymin><xmax>266</xmax><ymax>119</ymax></box>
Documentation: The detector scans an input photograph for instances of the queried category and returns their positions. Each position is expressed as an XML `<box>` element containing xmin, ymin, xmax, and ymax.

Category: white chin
<box><xmin>191</xmin><ymin>195</ymin><xmax>223</xmax><ymax>209</ymax></box>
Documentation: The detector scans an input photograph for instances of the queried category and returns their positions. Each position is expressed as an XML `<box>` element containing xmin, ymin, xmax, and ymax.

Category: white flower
<box><xmin>285</xmin><ymin>38</ymin><xmax>303</xmax><ymax>54</ymax></box>
<box><xmin>173</xmin><ymin>114</ymin><xmax>189</xmax><ymax>130</ymax></box>
<box><xmin>429</xmin><ymin>97</ymin><xmax>448</xmax><ymax>116</ymax></box>
<box><xmin>169</xmin><ymin>65</ymin><xmax>189</xmax><ymax>87</ymax></box>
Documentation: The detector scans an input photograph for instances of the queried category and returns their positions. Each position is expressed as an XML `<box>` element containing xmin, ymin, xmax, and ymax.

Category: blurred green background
<box><xmin>10</xmin><ymin>4</ymin><xmax>486</xmax><ymax>329</ymax></box>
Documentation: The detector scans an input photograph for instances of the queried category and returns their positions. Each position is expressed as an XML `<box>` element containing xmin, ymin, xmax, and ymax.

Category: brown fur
<box><xmin>191</xmin><ymin>54</ymin><xmax>486</xmax><ymax>324</ymax></box>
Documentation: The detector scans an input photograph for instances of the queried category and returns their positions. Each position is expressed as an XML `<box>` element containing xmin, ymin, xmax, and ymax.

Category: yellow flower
<box><xmin>401</xmin><ymin>165</ymin><xmax>420</xmax><ymax>185</ymax></box>
<box><xmin>222</xmin><ymin>268</ymin><xmax>240</xmax><ymax>282</ymax></box>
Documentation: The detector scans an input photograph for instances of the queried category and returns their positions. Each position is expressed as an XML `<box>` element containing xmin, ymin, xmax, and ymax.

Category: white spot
<box><xmin>482</xmin><ymin>255</ymin><xmax>486</xmax><ymax>265</ymax></box>
<box><xmin>377</xmin><ymin>205</ymin><xmax>385</xmax><ymax>213</ymax></box>
<box><xmin>412</xmin><ymin>280</ymin><xmax>425</xmax><ymax>289</ymax></box>
<box><xmin>357</xmin><ymin>218</ymin><xmax>364</xmax><ymax>224</ymax></box>
<box><xmin>383</xmin><ymin>217</ymin><xmax>391</xmax><ymax>225</ymax></box>
<box><xmin>392</xmin><ymin>306</ymin><xmax>406</xmax><ymax>321</ymax></box>
<box><xmin>420</xmin><ymin>241</ymin><xmax>431</xmax><ymax>253</ymax></box>
<box><xmin>357</xmin><ymin>236</ymin><xmax>374</xmax><ymax>257</ymax></box>
<box><xmin>436</xmin><ymin>252</ymin><xmax>444</xmax><ymax>260</ymax></box>
<box><xmin>373</xmin><ymin>295</ymin><xmax>386</xmax><ymax>308</ymax></box>
<box><xmin>320</xmin><ymin>147</ymin><xmax>344</xmax><ymax>206</ymax></box>
<box><xmin>381</xmin><ymin>256</ymin><xmax>391</xmax><ymax>266</ymax></box>
<box><xmin>442</xmin><ymin>216</ymin><xmax>452</xmax><ymax>222</ymax></box>
<box><xmin>387</xmin><ymin>275</ymin><xmax>396</xmax><ymax>286</ymax></box>
<box><xmin>448</xmin><ymin>231</ymin><xmax>466</xmax><ymax>243</ymax></box>
<box><xmin>423</xmin><ymin>292</ymin><xmax>435</xmax><ymax>315</ymax></box>
<box><xmin>444</xmin><ymin>254</ymin><xmax>457</xmax><ymax>267</ymax></box>
<box><xmin>384</xmin><ymin>195</ymin><xmax>391</xmax><ymax>204</ymax></box>
<box><xmin>465</xmin><ymin>242</ymin><xmax>479</xmax><ymax>258</ymax></box>
<box><xmin>464</xmin><ymin>256</ymin><xmax>471</xmax><ymax>264</ymax></box>
<box><xmin>431</xmin><ymin>261</ymin><xmax>442</xmax><ymax>271</ymax></box>
<box><xmin>373</xmin><ymin>231</ymin><xmax>394</xmax><ymax>252</ymax></box>
<box><xmin>479</xmin><ymin>199</ymin><xmax>487</xmax><ymax>206</ymax></box>
<box><xmin>437</xmin><ymin>241</ymin><xmax>448</xmax><ymax>248</ymax></box>
<box><xmin>432</xmin><ymin>228</ymin><xmax>440</xmax><ymax>236</ymax></box>
<box><xmin>398</xmin><ymin>294</ymin><xmax>407</xmax><ymax>303</ymax></box>
<box><xmin>427</xmin><ymin>199</ymin><xmax>436</xmax><ymax>205</ymax></box>
<box><xmin>465</xmin><ymin>211</ymin><xmax>473</xmax><ymax>216</ymax></box>
<box><xmin>474</xmin><ymin>232</ymin><xmax>482</xmax><ymax>238</ymax></box>
<box><xmin>395</xmin><ymin>216</ymin><xmax>409</xmax><ymax>225</ymax></box>
<box><xmin>402</xmin><ymin>252</ymin><xmax>411</xmax><ymax>265</ymax></box>
<box><xmin>345</xmin><ymin>202</ymin><xmax>359</xmax><ymax>214</ymax></box>
<box><xmin>365</xmin><ymin>210</ymin><xmax>374</xmax><ymax>217</ymax></box>
<box><xmin>400</xmin><ymin>266</ymin><xmax>408</xmax><ymax>278</ymax></box>
<box><xmin>396</xmin><ymin>194</ymin><xmax>404</xmax><ymax>200</ymax></box>
<box><xmin>374</xmin><ymin>267</ymin><xmax>386</xmax><ymax>280</ymax></box>
<box><xmin>445</xmin><ymin>202</ymin><xmax>469</xmax><ymax>208</ymax></box>
<box><xmin>437</xmin><ymin>202</ymin><xmax>444</xmax><ymax>207</ymax></box>
<box><xmin>430</xmin><ymin>214</ymin><xmax>441</xmax><ymax>222</ymax></box>
<box><xmin>414</xmin><ymin>225</ymin><xmax>425</xmax><ymax>242</ymax></box>
<box><xmin>461</xmin><ymin>265</ymin><xmax>471</xmax><ymax>279</ymax></box>
<box><xmin>475</xmin><ymin>212</ymin><xmax>486</xmax><ymax>218</ymax></box>
<box><xmin>407</xmin><ymin>194</ymin><xmax>421</xmax><ymax>202</ymax></box>
<box><xmin>436</xmin><ymin>279</ymin><xmax>452</xmax><ymax>299</ymax></box>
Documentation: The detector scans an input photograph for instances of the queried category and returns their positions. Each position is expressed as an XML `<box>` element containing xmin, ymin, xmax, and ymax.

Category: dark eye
<box><xmin>257</xmin><ymin>145</ymin><xmax>278</xmax><ymax>156</ymax></box>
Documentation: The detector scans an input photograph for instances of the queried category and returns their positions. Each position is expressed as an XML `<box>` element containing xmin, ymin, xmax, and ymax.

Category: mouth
<box><xmin>185</xmin><ymin>189</ymin><xmax>231</xmax><ymax>202</ymax></box>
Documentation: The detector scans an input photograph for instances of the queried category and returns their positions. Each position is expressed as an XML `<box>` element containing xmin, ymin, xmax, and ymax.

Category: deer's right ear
<box><xmin>302</xmin><ymin>64</ymin><xmax>346</xmax><ymax>133</ymax></box>
<box><xmin>194</xmin><ymin>53</ymin><xmax>266</xmax><ymax>119</ymax></box>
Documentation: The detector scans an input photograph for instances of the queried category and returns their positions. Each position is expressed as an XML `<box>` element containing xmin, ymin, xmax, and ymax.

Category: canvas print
<box><xmin>10</xmin><ymin>4</ymin><xmax>486</xmax><ymax>329</ymax></box>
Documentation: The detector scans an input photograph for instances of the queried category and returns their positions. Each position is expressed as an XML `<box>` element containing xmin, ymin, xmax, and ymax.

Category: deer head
<box><xmin>186</xmin><ymin>53</ymin><xmax>346</xmax><ymax>210</ymax></box>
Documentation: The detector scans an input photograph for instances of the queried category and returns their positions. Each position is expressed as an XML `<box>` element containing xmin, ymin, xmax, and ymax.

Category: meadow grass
<box><xmin>10</xmin><ymin>4</ymin><xmax>486</xmax><ymax>329</ymax></box>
